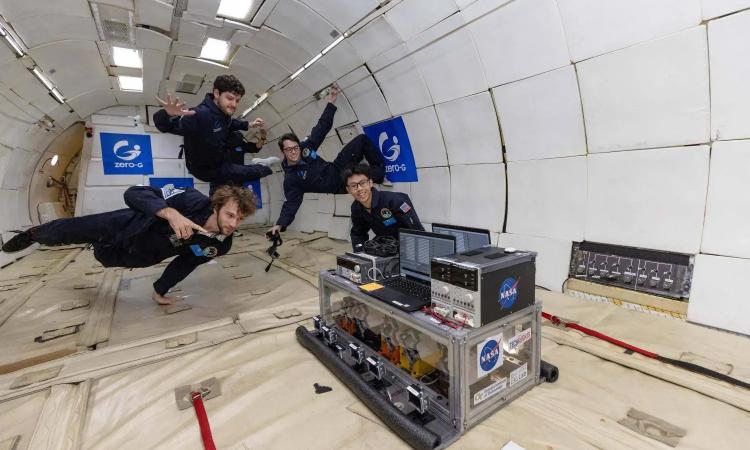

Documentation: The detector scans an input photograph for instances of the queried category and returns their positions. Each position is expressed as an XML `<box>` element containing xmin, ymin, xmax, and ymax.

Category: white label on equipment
<box><xmin>507</xmin><ymin>328</ymin><xmax>532</xmax><ymax>352</ymax></box>
<box><xmin>473</xmin><ymin>377</ymin><xmax>507</xmax><ymax>405</ymax></box>
<box><xmin>509</xmin><ymin>363</ymin><xmax>528</xmax><ymax>386</ymax></box>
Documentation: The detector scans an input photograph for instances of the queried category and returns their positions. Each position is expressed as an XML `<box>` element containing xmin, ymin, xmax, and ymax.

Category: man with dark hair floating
<box><xmin>2</xmin><ymin>185</ymin><xmax>256</xmax><ymax>305</ymax></box>
<box><xmin>343</xmin><ymin>164</ymin><xmax>423</xmax><ymax>251</ymax></box>
<box><xmin>154</xmin><ymin>74</ymin><xmax>279</xmax><ymax>194</ymax></box>
<box><xmin>269</xmin><ymin>85</ymin><xmax>386</xmax><ymax>235</ymax></box>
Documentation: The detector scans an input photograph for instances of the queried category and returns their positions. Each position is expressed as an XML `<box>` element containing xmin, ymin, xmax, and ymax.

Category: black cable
<box><xmin>265</xmin><ymin>231</ymin><xmax>283</xmax><ymax>272</ymax></box>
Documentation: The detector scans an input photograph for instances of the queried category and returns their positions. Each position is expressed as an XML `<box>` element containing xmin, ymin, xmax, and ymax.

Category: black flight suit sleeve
<box><xmin>350</xmin><ymin>204</ymin><xmax>371</xmax><ymax>251</ymax></box>
<box><xmin>123</xmin><ymin>185</ymin><xmax>207</xmax><ymax>217</ymax></box>
<box><xmin>394</xmin><ymin>193</ymin><xmax>424</xmax><ymax>231</ymax></box>
<box><xmin>153</xmin><ymin>254</ymin><xmax>210</xmax><ymax>296</ymax></box>
<box><xmin>229</xmin><ymin>118</ymin><xmax>249</xmax><ymax>132</ymax></box>
<box><xmin>276</xmin><ymin>177</ymin><xmax>304</xmax><ymax>230</ymax></box>
<box><xmin>301</xmin><ymin>103</ymin><xmax>337</xmax><ymax>150</ymax></box>
<box><xmin>153</xmin><ymin>109</ymin><xmax>201</xmax><ymax>136</ymax></box>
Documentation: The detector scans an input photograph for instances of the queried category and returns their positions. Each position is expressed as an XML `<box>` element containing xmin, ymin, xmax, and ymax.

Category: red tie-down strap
<box><xmin>191</xmin><ymin>391</ymin><xmax>217</xmax><ymax>450</ymax></box>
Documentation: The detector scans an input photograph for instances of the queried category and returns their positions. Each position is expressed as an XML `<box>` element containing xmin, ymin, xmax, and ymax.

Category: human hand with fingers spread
<box><xmin>155</xmin><ymin>93</ymin><xmax>197</xmax><ymax>117</ymax></box>
<box><xmin>327</xmin><ymin>84</ymin><xmax>340</xmax><ymax>103</ymax></box>
<box><xmin>157</xmin><ymin>207</ymin><xmax>207</xmax><ymax>239</ymax></box>
<box><xmin>249</xmin><ymin>117</ymin><xmax>265</xmax><ymax>128</ymax></box>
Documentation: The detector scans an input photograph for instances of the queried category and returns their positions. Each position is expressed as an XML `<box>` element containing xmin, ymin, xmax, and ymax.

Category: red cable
<box><xmin>542</xmin><ymin>311</ymin><xmax>658</xmax><ymax>359</ymax></box>
<box><xmin>191</xmin><ymin>392</ymin><xmax>217</xmax><ymax>450</ymax></box>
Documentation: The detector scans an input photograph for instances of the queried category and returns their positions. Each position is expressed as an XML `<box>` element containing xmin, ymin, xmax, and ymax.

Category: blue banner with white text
<box><xmin>363</xmin><ymin>117</ymin><xmax>418</xmax><ymax>183</ymax></box>
<box><xmin>100</xmin><ymin>132</ymin><xmax>154</xmax><ymax>175</ymax></box>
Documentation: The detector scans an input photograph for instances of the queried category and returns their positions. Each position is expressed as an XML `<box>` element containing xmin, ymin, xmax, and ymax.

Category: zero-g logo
<box><xmin>499</xmin><ymin>277</ymin><xmax>519</xmax><ymax>310</ymax></box>
<box><xmin>101</xmin><ymin>132</ymin><xmax>153</xmax><ymax>175</ymax></box>
<box><xmin>479</xmin><ymin>339</ymin><xmax>501</xmax><ymax>372</ymax></box>
<box><xmin>113</xmin><ymin>140</ymin><xmax>143</xmax><ymax>168</ymax></box>
<box><xmin>378</xmin><ymin>131</ymin><xmax>401</xmax><ymax>162</ymax></box>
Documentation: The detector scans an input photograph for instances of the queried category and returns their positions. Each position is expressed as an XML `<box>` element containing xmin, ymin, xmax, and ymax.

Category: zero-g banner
<box><xmin>362</xmin><ymin>116</ymin><xmax>418</xmax><ymax>183</ymax></box>
<box><xmin>100</xmin><ymin>132</ymin><xmax>154</xmax><ymax>175</ymax></box>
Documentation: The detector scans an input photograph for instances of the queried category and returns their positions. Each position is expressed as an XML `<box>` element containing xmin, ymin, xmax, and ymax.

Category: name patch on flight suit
<box><xmin>383</xmin><ymin>217</ymin><xmax>397</xmax><ymax>226</ymax></box>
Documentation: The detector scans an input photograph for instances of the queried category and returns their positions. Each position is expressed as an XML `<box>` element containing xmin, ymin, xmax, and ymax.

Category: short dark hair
<box><xmin>213</xmin><ymin>74</ymin><xmax>245</xmax><ymax>97</ymax></box>
<box><xmin>278</xmin><ymin>133</ymin><xmax>301</xmax><ymax>151</ymax></box>
<box><xmin>210</xmin><ymin>185</ymin><xmax>256</xmax><ymax>218</ymax></box>
<box><xmin>342</xmin><ymin>164</ymin><xmax>371</xmax><ymax>182</ymax></box>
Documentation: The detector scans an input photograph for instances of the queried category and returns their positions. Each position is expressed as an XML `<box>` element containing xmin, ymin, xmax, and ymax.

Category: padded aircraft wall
<box><xmin>0</xmin><ymin>0</ymin><xmax>749</xmax><ymax>334</ymax></box>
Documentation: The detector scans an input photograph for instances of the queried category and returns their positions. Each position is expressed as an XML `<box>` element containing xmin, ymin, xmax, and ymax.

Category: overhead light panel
<box><xmin>118</xmin><ymin>75</ymin><xmax>143</xmax><ymax>92</ymax></box>
<box><xmin>321</xmin><ymin>35</ymin><xmax>345</xmax><ymax>55</ymax></box>
<box><xmin>31</xmin><ymin>67</ymin><xmax>55</xmax><ymax>91</ymax></box>
<box><xmin>200</xmin><ymin>38</ymin><xmax>230</xmax><ymax>61</ymax></box>
<box><xmin>50</xmin><ymin>87</ymin><xmax>65</xmax><ymax>104</ymax></box>
<box><xmin>0</xmin><ymin>25</ymin><xmax>25</xmax><ymax>57</ymax></box>
<box><xmin>303</xmin><ymin>53</ymin><xmax>322</xmax><ymax>69</ymax></box>
<box><xmin>112</xmin><ymin>46</ymin><xmax>142</xmax><ymax>68</ymax></box>
<box><xmin>241</xmin><ymin>92</ymin><xmax>267</xmax><ymax>117</ymax></box>
<box><xmin>217</xmin><ymin>0</ymin><xmax>254</xmax><ymax>20</ymax></box>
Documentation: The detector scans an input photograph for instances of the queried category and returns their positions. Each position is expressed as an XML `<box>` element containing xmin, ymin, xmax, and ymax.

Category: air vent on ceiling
<box><xmin>103</xmin><ymin>19</ymin><xmax>130</xmax><ymax>42</ymax></box>
<box><xmin>176</xmin><ymin>74</ymin><xmax>204</xmax><ymax>94</ymax></box>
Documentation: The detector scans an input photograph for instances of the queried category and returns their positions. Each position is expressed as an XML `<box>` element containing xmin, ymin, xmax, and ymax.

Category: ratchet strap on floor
<box><xmin>191</xmin><ymin>391</ymin><xmax>217</xmax><ymax>450</ymax></box>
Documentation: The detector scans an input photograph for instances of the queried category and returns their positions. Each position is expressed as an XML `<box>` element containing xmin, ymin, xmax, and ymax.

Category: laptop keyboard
<box><xmin>383</xmin><ymin>277</ymin><xmax>431</xmax><ymax>302</ymax></box>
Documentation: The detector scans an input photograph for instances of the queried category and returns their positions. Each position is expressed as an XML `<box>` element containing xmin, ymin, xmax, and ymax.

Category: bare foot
<box><xmin>152</xmin><ymin>291</ymin><xmax>180</xmax><ymax>305</ymax></box>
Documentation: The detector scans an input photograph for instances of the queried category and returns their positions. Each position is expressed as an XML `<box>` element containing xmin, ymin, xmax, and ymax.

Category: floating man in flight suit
<box><xmin>2</xmin><ymin>185</ymin><xmax>256</xmax><ymax>305</ymax></box>
<box><xmin>345</xmin><ymin>164</ymin><xmax>424</xmax><ymax>251</ymax></box>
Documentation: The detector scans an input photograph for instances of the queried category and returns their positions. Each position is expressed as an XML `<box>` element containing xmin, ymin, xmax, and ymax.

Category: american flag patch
<box><xmin>400</xmin><ymin>202</ymin><xmax>411</xmax><ymax>213</ymax></box>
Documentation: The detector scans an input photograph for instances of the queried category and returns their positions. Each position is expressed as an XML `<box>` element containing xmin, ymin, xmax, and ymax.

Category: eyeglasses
<box><xmin>282</xmin><ymin>144</ymin><xmax>300</xmax><ymax>153</ymax></box>
<box><xmin>347</xmin><ymin>179</ymin><xmax>371</xmax><ymax>190</ymax></box>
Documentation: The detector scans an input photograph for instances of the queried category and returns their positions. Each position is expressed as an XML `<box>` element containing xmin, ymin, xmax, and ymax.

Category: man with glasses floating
<box><xmin>268</xmin><ymin>85</ymin><xmax>386</xmax><ymax>235</ymax></box>
<box><xmin>344</xmin><ymin>164</ymin><xmax>423</xmax><ymax>251</ymax></box>
<box><xmin>153</xmin><ymin>74</ymin><xmax>279</xmax><ymax>194</ymax></box>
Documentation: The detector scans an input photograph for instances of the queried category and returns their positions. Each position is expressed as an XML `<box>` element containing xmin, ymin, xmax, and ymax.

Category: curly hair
<box><xmin>210</xmin><ymin>185</ymin><xmax>256</xmax><ymax>218</ymax></box>
<box><xmin>213</xmin><ymin>74</ymin><xmax>245</xmax><ymax>97</ymax></box>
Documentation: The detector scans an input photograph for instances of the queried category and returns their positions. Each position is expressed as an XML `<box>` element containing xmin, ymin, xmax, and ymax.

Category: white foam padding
<box><xmin>450</xmin><ymin>164</ymin><xmax>505</xmax><ymax>232</ymax></box>
<box><xmin>401</xmin><ymin>107</ymin><xmax>448</xmax><ymax>168</ymax></box>
<box><xmin>493</xmin><ymin>65</ymin><xmax>587</xmax><ymax>162</ymax></box>
<box><xmin>409</xmin><ymin>167</ymin><xmax>451</xmax><ymax>224</ymax></box>
<box><xmin>286</xmin><ymin>199</ymin><xmax>318</xmax><ymax>233</ymax></box>
<box><xmin>300</xmin><ymin>0</ymin><xmax>379</xmax><ymax>32</ymax></box>
<box><xmin>342</xmin><ymin>76</ymin><xmax>391</xmax><ymax>126</ymax></box>
<box><xmin>347</xmin><ymin>16</ymin><xmax>403</xmax><ymax>63</ymax></box>
<box><xmin>701</xmin><ymin>0</ymin><xmax>750</xmax><ymax>19</ymax></box>
<box><xmin>700</xmin><ymin>140</ymin><xmax>750</xmax><ymax>258</ymax></box>
<box><xmin>318</xmin><ymin>194</ymin><xmax>335</xmax><ymax>214</ymax></box>
<box><xmin>556</xmin><ymin>0</ymin><xmax>701</xmax><ymax>62</ymax></box>
<box><xmin>81</xmin><ymin>186</ymin><xmax>129</xmax><ymax>215</ymax></box>
<box><xmin>506</xmin><ymin>156</ymin><xmax>587</xmax><ymax>241</ymax></box>
<box><xmin>412</xmin><ymin>27</ymin><xmax>487</xmax><ymax>104</ymax></box>
<box><xmin>497</xmin><ymin>233</ymin><xmax>573</xmax><ymax>292</ymax></box>
<box><xmin>316</xmin><ymin>211</ymin><xmax>333</xmax><ymax>233</ymax></box>
<box><xmin>708</xmin><ymin>10</ymin><xmax>750</xmax><ymax>141</ymax></box>
<box><xmin>334</xmin><ymin>194</ymin><xmax>352</xmax><ymax>217</ymax></box>
<box><xmin>435</xmin><ymin>92</ymin><xmax>503</xmax><ymax>165</ymax></box>
<box><xmin>374</xmin><ymin>53</ymin><xmax>432</xmax><ymax>116</ymax></box>
<box><xmin>247</xmin><ymin>26</ymin><xmax>311</xmax><ymax>72</ymax></box>
<box><xmin>586</xmin><ymin>145</ymin><xmax>710</xmax><ymax>254</ymax></box>
<box><xmin>468</xmin><ymin>0</ymin><xmax>569</xmax><ymax>87</ymax></box>
<box><xmin>85</xmin><ymin>160</ymin><xmax>144</xmax><ymax>187</ymax></box>
<box><xmin>264</xmin><ymin>0</ymin><xmax>338</xmax><ymax>56</ymax></box>
<box><xmin>150</xmin><ymin>159</ymin><xmax>186</xmax><ymax>179</ymax></box>
<box><xmin>577</xmin><ymin>26</ymin><xmax>710</xmax><ymax>153</ymax></box>
<box><xmin>688</xmin><ymin>254</ymin><xmax>750</xmax><ymax>335</ymax></box>
<box><xmin>319</xmin><ymin>40</ymin><xmax>364</xmax><ymax>82</ymax></box>
<box><xmin>385</xmin><ymin>0</ymin><xmax>458</xmax><ymax>42</ymax></box>
<box><xmin>328</xmin><ymin>215</ymin><xmax>352</xmax><ymax>241</ymax></box>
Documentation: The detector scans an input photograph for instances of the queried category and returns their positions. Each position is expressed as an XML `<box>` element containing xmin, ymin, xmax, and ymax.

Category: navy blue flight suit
<box><xmin>349</xmin><ymin>188</ymin><xmax>424</xmax><ymax>250</ymax></box>
<box><xmin>276</xmin><ymin>103</ymin><xmax>386</xmax><ymax>230</ymax></box>
<box><xmin>153</xmin><ymin>93</ymin><xmax>271</xmax><ymax>191</ymax></box>
<box><xmin>28</xmin><ymin>185</ymin><xmax>232</xmax><ymax>296</ymax></box>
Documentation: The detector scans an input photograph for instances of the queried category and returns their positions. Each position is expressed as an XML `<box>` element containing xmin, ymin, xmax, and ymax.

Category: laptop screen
<box><xmin>399</xmin><ymin>229</ymin><xmax>456</xmax><ymax>282</ymax></box>
<box><xmin>432</xmin><ymin>223</ymin><xmax>491</xmax><ymax>253</ymax></box>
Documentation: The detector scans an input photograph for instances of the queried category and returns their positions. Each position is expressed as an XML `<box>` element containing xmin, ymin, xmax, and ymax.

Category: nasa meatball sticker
<box><xmin>477</xmin><ymin>334</ymin><xmax>503</xmax><ymax>379</ymax></box>
<box><xmin>498</xmin><ymin>277</ymin><xmax>519</xmax><ymax>310</ymax></box>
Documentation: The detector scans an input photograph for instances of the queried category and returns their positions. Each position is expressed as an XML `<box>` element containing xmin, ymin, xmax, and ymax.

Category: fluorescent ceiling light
<box><xmin>1</xmin><ymin>27</ymin><xmax>25</xmax><ymax>56</ymax></box>
<box><xmin>50</xmin><ymin>87</ymin><xmax>65</xmax><ymax>103</ymax></box>
<box><xmin>321</xmin><ymin>35</ymin><xmax>344</xmax><ymax>55</ymax></box>
<box><xmin>112</xmin><ymin>46</ymin><xmax>142</xmax><ymax>68</ymax></box>
<box><xmin>200</xmin><ymin>38</ymin><xmax>230</xmax><ymax>61</ymax></box>
<box><xmin>241</xmin><ymin>92</ymin><xmax>267</xmax><ymax>117</ymax></box>
<box><xmin>290</xmin><ymin>67</ymin><xmax>304</xmax><ymax>80</ymax></box>
<box><xmin>118</xmin><ymin>75</ymin><xmax>143</xmax><ymax>92</ymax></box>
<box><xmin>303</xmin><ymin>53</ymin><xmax>322</xmax><ymax>69</ymax></box>
<box><xmin>31</xmin><ymin>67</ymin><xmax>55</xmax><ymax>91</ymax></box>
<box><xmin>217</xmin><ymin>0</ymin><xmax>254</xmax><ymax>20</ymax></box>
<box><xmin>51</xmin><ymin>154</ymin><xmax>59</xmax><ymax>166</ymax></box>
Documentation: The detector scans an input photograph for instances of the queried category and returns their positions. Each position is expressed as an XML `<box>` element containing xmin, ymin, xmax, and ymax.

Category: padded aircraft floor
<box><xmin>0</xmin><ymin>225</ymin><xmax>748</xmax><ymax>449</ymax></box>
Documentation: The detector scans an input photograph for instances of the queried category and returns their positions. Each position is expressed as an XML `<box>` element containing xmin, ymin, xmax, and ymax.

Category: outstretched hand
<box><xmin>155</xmin><ymin>93</ymin><xmax>196</xmax><ymax>117</ymax></box>
<box><xmin>249</xmin><ymin>117</ymin><xmax>265</xmax><ymax>128</ymax></box>
<box><xmin>327</xmin><ymin>84</ymin><xmax>340</xmax><ymax>103</ymax></box>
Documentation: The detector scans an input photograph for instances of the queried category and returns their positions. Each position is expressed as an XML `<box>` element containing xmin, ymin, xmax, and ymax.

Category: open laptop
<box><xmin>359</xmin><ymin>229</ymin><xmax>456</xmax><ymax>312</ymax></box>
<box><xmin>431</xmin><ymin>223</ymin><xmax>491</xmax><ymax>253</ymax></box>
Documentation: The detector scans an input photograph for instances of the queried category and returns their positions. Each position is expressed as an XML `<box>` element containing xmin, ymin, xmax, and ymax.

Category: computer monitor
<box><xmin>398</xmin><ymin>229</ymin><xmax>456</xmax><ymax>282</ymax></box>
<box><xmin>431</xmin><ymin>223</ymin><xmax>491</xmax><ymax>253</ymax></box>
